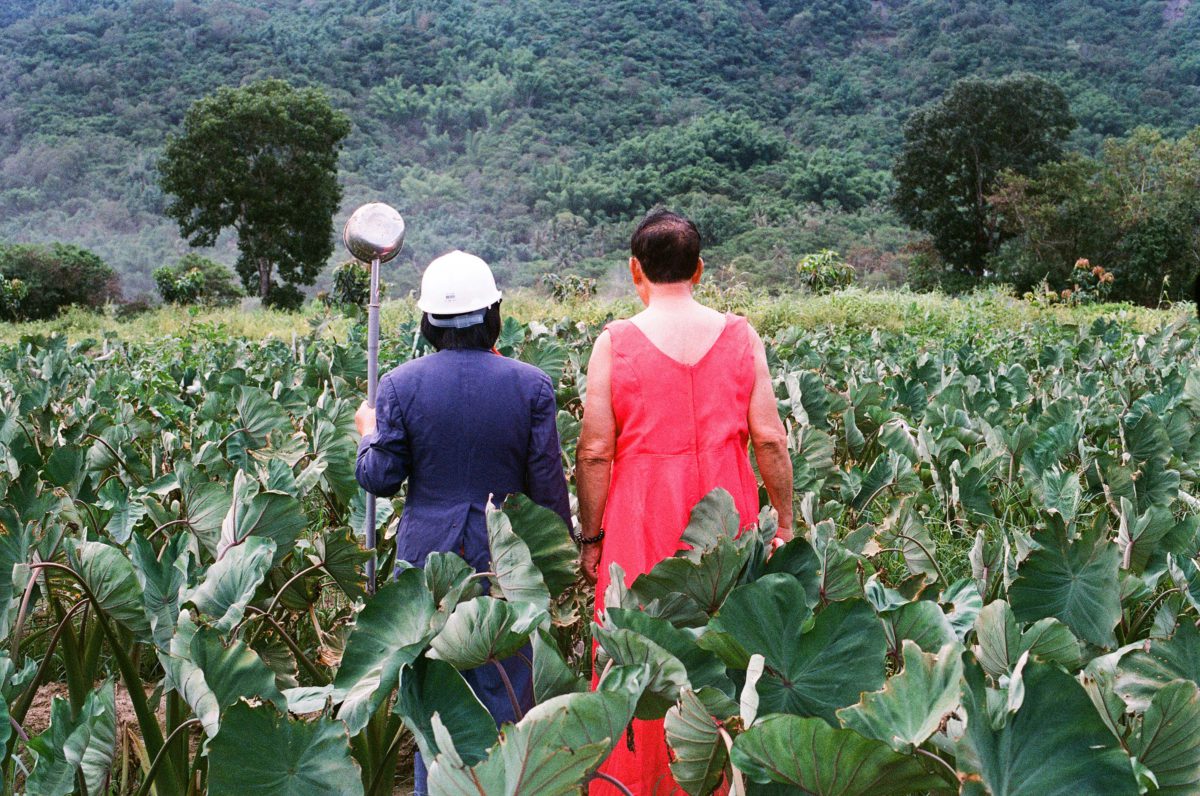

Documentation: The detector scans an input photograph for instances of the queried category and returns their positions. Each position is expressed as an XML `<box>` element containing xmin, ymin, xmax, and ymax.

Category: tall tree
<box><xmin>159</xmin><ymin>79</ymin><xmax>350</xmax><ymax>306</ymax></box>
<box><xmin>892</xmin><ymin>74</ymin><xmax>1075</xmax><ymax>279</ymax></box>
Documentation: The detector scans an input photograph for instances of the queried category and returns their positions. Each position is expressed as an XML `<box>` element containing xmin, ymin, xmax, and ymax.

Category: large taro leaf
<box><xmin>1009</xmin><ymin>522</ymin><xmax>1121</xmax><ymax>648</ymax></box>
<box><xmin>631</xmin><ymin>535</ymin><xmax>750</xmax><ymax>616</ymax></box>
<box><xmin>183</xmin><ymin>536</ymin><xmax>275</xmax><ymax>633</ymax></box>
<box><xmin>592</xmin><ymin>623</ymin><xmax>690</xmax><ymax>720</ymax></box>
<box><xmin>1130</xmin><ymin>679</ymin><xmax>1200</xmax><ymax>795</ymax></box>
<box><xmin>428</xmin><ymin>596</ymin><xmax>545</xmax><ymax>671</ymax></box>
<box><xmin>961</xmin><ymin>655</ymin><xmax>1139</xmax><ymax>796</ymax></box>
<box><xmin>177</xmin><ymin>463</ymin><xmax>232</xmax><ymax>558</ymax></box>
<box><xmin>761</xmin><ymin>535</ymin><xmax>821</xmax><ymax>607</ymax></box>
<box><xmin>427</xmin><ymin>684</ymin><xmax>637</xmax><ymax>796</ymax></box>
<box><xmin>837</xmin><ymin>641</ymin><xmax>963</xmax><ymax>753</ymax></box>
<box><xmin>208</xmin><ymin>702</ymin><xmax>362</xmax><ymax>796</ymax></box>
<box><xmin>486</xmin><ymin>504</ymin><xmax>550</xmax><ymax>610</ymax></box>
<box><xmin>311</xmin><ymin>417</ymin><xmax>359</xmax><ymax>503</ymax></box>
<box><xmin>730</xmin><ymin>713</ymin><xmax>946</xmax><ymax>795</ymax></box>
<box><xmin>665</xmin><ymin>688</ymin><xmax>728</xmax><ymax>796</ymax></box>
<box><xmin>881</xmin><ymin>600</ymin><xmax>957</xmax><ymax>656</ymax></box>
<box><xmin>532</xmin><ymin>627</ymin><xmax>587</xmax><ymax>703</ymax></box>
<box><xmin>216</xmin><ymin>469</ymin><xmax>306</xmax><ymax>564</ymax></box>
<box><xmin>334</xmin><ymin>568</ymin><xmax>437</xmax><ymax>733</ymax></box>
<box><xmin>500</xmin><ymin>494</ymin><xmax>579</xmax><ymax>597</ymax></box>
<box><xmin>0</xmin><ymin>520</ymin><xmax>31</xmax><ymax>641</ymax></box>
<box><xmin>311</xmin><ymin>527</ymin><xmax>369</xmax><ymax>601</ymax></box>
<box><xmin>608</xmin><ymin>607</ymin><xmax>734</xmax><ymax>696</ymax></box>
<box><xmin>162</xmin><ymin>615</ymin><xmax>286</xmax><ymax>738</ymax></box>
<box><xmin>810</xmin><ymin>520</ymin><xmax>862</xmax><ymax>602</ymax></box>
<box><xmin>395</xmin><ymin>656</ymin><xmax>498</xmax><ymax>766</ymax></box>
<box><xmin>973</xmin><ymin>600</ymin><xmax>1081</xmax><ymax>679</ymax></box>
<box><xmin>714</xmin><ymin>591</ymin><xmax>885</xmax><ymax>723</ymax></box>
<box><xmin>678</xmin><ymin>488</ymin><xmax>741</xmax><ymax>561</ymax></box>
<box><xmin>97</xmin><ymin>478</ymin><xmax>147</xmax><ymax>545</ymax></box>
<box><xmin>424</xmin><ymin>551</ymin><xmax>483</xmax><ymax>625</ymax></box>
<box><xmin>233</xmin><ymin>386</ymin><xmax>290</xmax><ymax>446</ymax></box>
<box><xmin>1115</xmin><ymin>621</ymin><xmax>1200</xmax><ymax>713</ymax></box>
<box><xmin>704</xmin><ymin>574</ymin><xmax>814</xmax><ymax>671</ymax></box>
<box><xmin>129</xmin><ymin>532</ymin><xmax>189</xmax><ymax>650</ymax></box>
<box><xmin>26</xmin><ymin>681</ymin><xmax>117</xmax><ymax>796</ymax></box>
<box><xmin>67</xmin><ymin>539</ymin><xmax>152</xmax><ymax>639</ymax></box>
<box><xmin>1116</xmin><ymin>497</ymin><xmax>1177</xmax><ymax>573</ymax></box>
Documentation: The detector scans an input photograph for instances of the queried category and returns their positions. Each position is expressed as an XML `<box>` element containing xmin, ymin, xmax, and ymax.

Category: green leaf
<box><xmin>208</xmin><ymin>702</ymin><xmax>362</xmax><ymax>796</ymax></box>
<box><xmin>129</xmin><ymin>532</ymin><xmax>189</xmax><ymax>650</ymax></box>
<box><xmin>234</xmin><ymin>386</ymin><xmax>290</xmax><ymax>444</ymax></box>
<box><xmin>838</xmin><ymin>641</ymin><xmax>963</xmax><ymax>752</ymax></box>
<box><xmin>217</xmin><ymin>469</ymin><xmax>306</xmax><ymax>564</ymax></box>
<box><xmin>678</xmin><ymin>488</ymin><xmax>741</xmax><ymax>561</ymax></box>
<box><xmin>730</xmin><ymin>597</ymin><xmax>885</xmax><ymax>722</ymax></box>
<box><xmin>632</xmin><ymin>535</ymin><xmax>751</xmax><ymax>616</ymax></box>
<box><xmin>705</xmin><ymin>574</ymin><xmax>813</xmax><ymax>673</ymax></box>
<box><xmin>334</xmin><ymin>568</ymin><xmax>437</xmax><ymax>734</ymax></box>
<box><xmin>731</xmin><ymin>713</ymin><xmax>946</xmax><ymax>795</ymax></box>
<box><xmin>532</xmin><ymin>627</ymin><xmax>587</xmax><ymax>703</ymax></box>
<box><xmin>761</xmin><ymin>536</ymin><xmax>821</xmax><ymax>607</ymax></box>
<box><xmin>1131</xmin><ymin>679</ymin><xmax>1200</xmax><ymax>796</ymax></box>
<box><xmin>501</xmin><ymin>494</ymin><xmax>579</xmax><ymax>597</ymax></box>
<box><xmin>973</xmin><ymin>601</ymin><xmax>1080</xmax><ymax>678</ymax></box>
<box><xmin>27</xmin><ymin>682</ymin><xmax>118</xmax><ymax>796</ymax></box>
<box><xmin>961</xmin><ymin>655</ymin><xmax>1139</xmax><ymax>795</ymax></box>
<box><xmin>592</xmin><ymin>623</ymin><xmax>690</xmax><ymax>720</ymax></box>
<box><xmin>486</xmin><ymin>503</ymin><xmax>550</xmax><ymax>609</ymax></box>
<box><xmin>98</xmin><ymin>479</ymin><xmax>147</xmax><ymax>544</ymax></box>
<box><xmin>311</xmin><ymin>528</ymin><xmax>368</xmax><ymax>601</ymax></box>
<box><xmin>0</xmin><ymin>521</ymin><xmax>32</xmax><ymax>641</ymax></box>
<box><xmin>665</xmin><ymin>688</ymin><xmax>729</xmax><ymax>796</ymax></box>
<box><xmin>608</xmin><ymin>607</ymin><xmax>733</xmax><ymax>697</ymax></box>
<box><xmin>1009</xmin><ymin>522</ymin><xmax>1122</xmax><ymax>648</ymax></box>
<box><xmin>68</xmin><ymin>539</ymin><xmax>152</xmax><ymax>639</ymax></box>
<box><xmin>428</xmin><ymin>596</ymin><xmax>545</xmax><ymax>671</ymax></box>
<box><xmin>183</xmin><ymin>536</ymin><xmax>275</xmax><ymax>633</ymax></box>
<box><xmin>395</xmin><ymin>656</ymin><xmax>498</xmax><ymax>766</ymax></box>
<box><xmin>811</xmin><ymin>520</ymin><xmax>863</xmax><ymax>602</ymax></box>
<box><xmin>1116</xmin><ymin>621</ymin><xmax>1200</xmax><ymax>713</ymax></box>
<box><xmin>178</xmin><ymin>464</ymin><xmax>231</xmax><ymax>558</ymax></box>
<box><xmin>424</xmin><ymin>551</ymin><xmax>483</xmax><ymax>621</ymax></box>
<box><xmin>428</xmin><ymin>693</ymin><xmax>612</xmax><ymax>796</ymax></box>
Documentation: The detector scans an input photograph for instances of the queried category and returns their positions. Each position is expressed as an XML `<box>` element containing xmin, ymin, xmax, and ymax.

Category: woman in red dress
<box><xmin>577</xmin><ymin>211</ymin><xmax>795</xmax><ymax>795</ymax></box>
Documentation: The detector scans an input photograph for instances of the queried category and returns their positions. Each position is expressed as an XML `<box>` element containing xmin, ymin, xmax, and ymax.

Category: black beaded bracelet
<box><xmin>575</xmin><ymin>529</ymin><xmax>605</xmax><ymax>545</ymax></box>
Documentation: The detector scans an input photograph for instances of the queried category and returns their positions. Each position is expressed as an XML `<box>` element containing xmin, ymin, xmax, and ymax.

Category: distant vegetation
<box><xmin>1</xmin><ymin>0</ymin><xmax>1198</xmax><ymax>301</ymax></box>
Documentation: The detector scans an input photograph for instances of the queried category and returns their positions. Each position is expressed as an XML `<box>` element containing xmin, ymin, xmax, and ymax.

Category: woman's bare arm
<box><xmin>576</xmin><ymin>330</ymin><xmax>617</xmax><ymax>584</ymax></box>
<box><xmin>747</xmin><ymin>327</ymin><xmax>794</xmax><ymax>540</ymax></box>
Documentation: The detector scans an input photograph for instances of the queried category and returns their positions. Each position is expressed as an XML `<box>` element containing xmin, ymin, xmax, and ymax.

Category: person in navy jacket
<box><xmin>354</xmin><ymin>250</ymin><xmax>572</xmax><ymax>795</ymax></box>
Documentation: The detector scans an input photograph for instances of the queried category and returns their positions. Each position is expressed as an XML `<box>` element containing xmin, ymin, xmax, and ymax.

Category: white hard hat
<box><xmin>417</xmin><ymin>250</ymin><xmax>503</xmax><ymax>315</ymax></box>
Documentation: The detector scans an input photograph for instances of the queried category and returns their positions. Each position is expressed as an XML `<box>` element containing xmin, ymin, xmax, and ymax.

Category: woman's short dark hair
<box><xmin>630</xmin><ymin>210</ymin><xmax>702</xmax><ymax>284</ymax></box>
<box><xmin>420</xmin><ymin>302</ymin><xmax>502</xmax><ymax>351</ymax></box>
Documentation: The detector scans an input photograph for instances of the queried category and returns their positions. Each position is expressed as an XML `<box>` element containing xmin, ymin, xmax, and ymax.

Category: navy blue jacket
<box><xmin>355</xmin><ymin>349</ymin><xmax>572</xmax><ymax>572</ymax></box>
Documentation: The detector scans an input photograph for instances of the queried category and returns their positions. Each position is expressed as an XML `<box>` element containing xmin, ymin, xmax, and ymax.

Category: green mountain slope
<box><xmin>1</xmin><ymin>0</ymin><xmax>1197</xmax><ymax>295</ymax></box>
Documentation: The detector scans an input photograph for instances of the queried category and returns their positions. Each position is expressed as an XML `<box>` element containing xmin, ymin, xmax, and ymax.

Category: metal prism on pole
<box><xmin>343</xmin><ymin>203</ymin><xmax>406</xmax><ymax>594</ymax></box>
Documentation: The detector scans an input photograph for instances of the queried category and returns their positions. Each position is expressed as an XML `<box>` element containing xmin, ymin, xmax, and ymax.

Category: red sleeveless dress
<box><xmin>591</xmin><ymin>312</ymin><xmax>761</xmax><ymax>796</ymax></box>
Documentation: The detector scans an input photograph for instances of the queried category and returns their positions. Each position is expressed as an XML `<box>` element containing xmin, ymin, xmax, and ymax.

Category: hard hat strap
<box><xmin>426</xmin><ymin>310</ymin><xmax>486</xmax><ymax>328</ymax></box>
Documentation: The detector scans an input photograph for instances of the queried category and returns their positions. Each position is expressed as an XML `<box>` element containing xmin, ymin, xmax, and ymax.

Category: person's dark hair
<box><xmin>630</xmin><ymin>210</ymin><xmax>702</xmax><ymax>284</ymax></box>
<box><xmin>420</xmin><ymin>301</ymin><xmax>502</xmax><ymax>351</ymax></box>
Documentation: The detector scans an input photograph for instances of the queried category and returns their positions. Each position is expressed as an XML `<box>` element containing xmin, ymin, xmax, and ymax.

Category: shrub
<box><xmin>0</xmin><ymin>241</ymin><xmax>120</xmax><ymax>320</ymax></box>
<box><xmin>328</xmin><ymin>260</ymin><xmax>388</xmax><ymax>307</ymax></box>
<box><xmin>796</xmin><ymin>249</ymin><xmax>855</xmax><ymax>293</ymax></box>
<box><xmin>541</xmin><ymin>273</ymin><xmax>597</xmax><ymax>302</ymax></box>
<box><xmin>153</xmin><ymin>254</ymin><xmax>243</xmax><ymax>305</ymax></box>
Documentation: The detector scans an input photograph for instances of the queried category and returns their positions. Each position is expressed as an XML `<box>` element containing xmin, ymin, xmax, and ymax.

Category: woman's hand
<box><xmin>355</xmin><ymin>401</ymin><xmax>376</xmax><ymax>437</ymax></box>
<box><xmin>580</xmin><ymin>543</ymin><xmax>602</xmax><ymax>586</ymax></box>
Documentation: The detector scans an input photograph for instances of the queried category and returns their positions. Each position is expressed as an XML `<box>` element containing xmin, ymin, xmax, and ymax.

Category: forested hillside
<box><xmin>2</xmin><ymin>0</ymin><xmax>1198</xmax><ymax>296</ymax></box>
